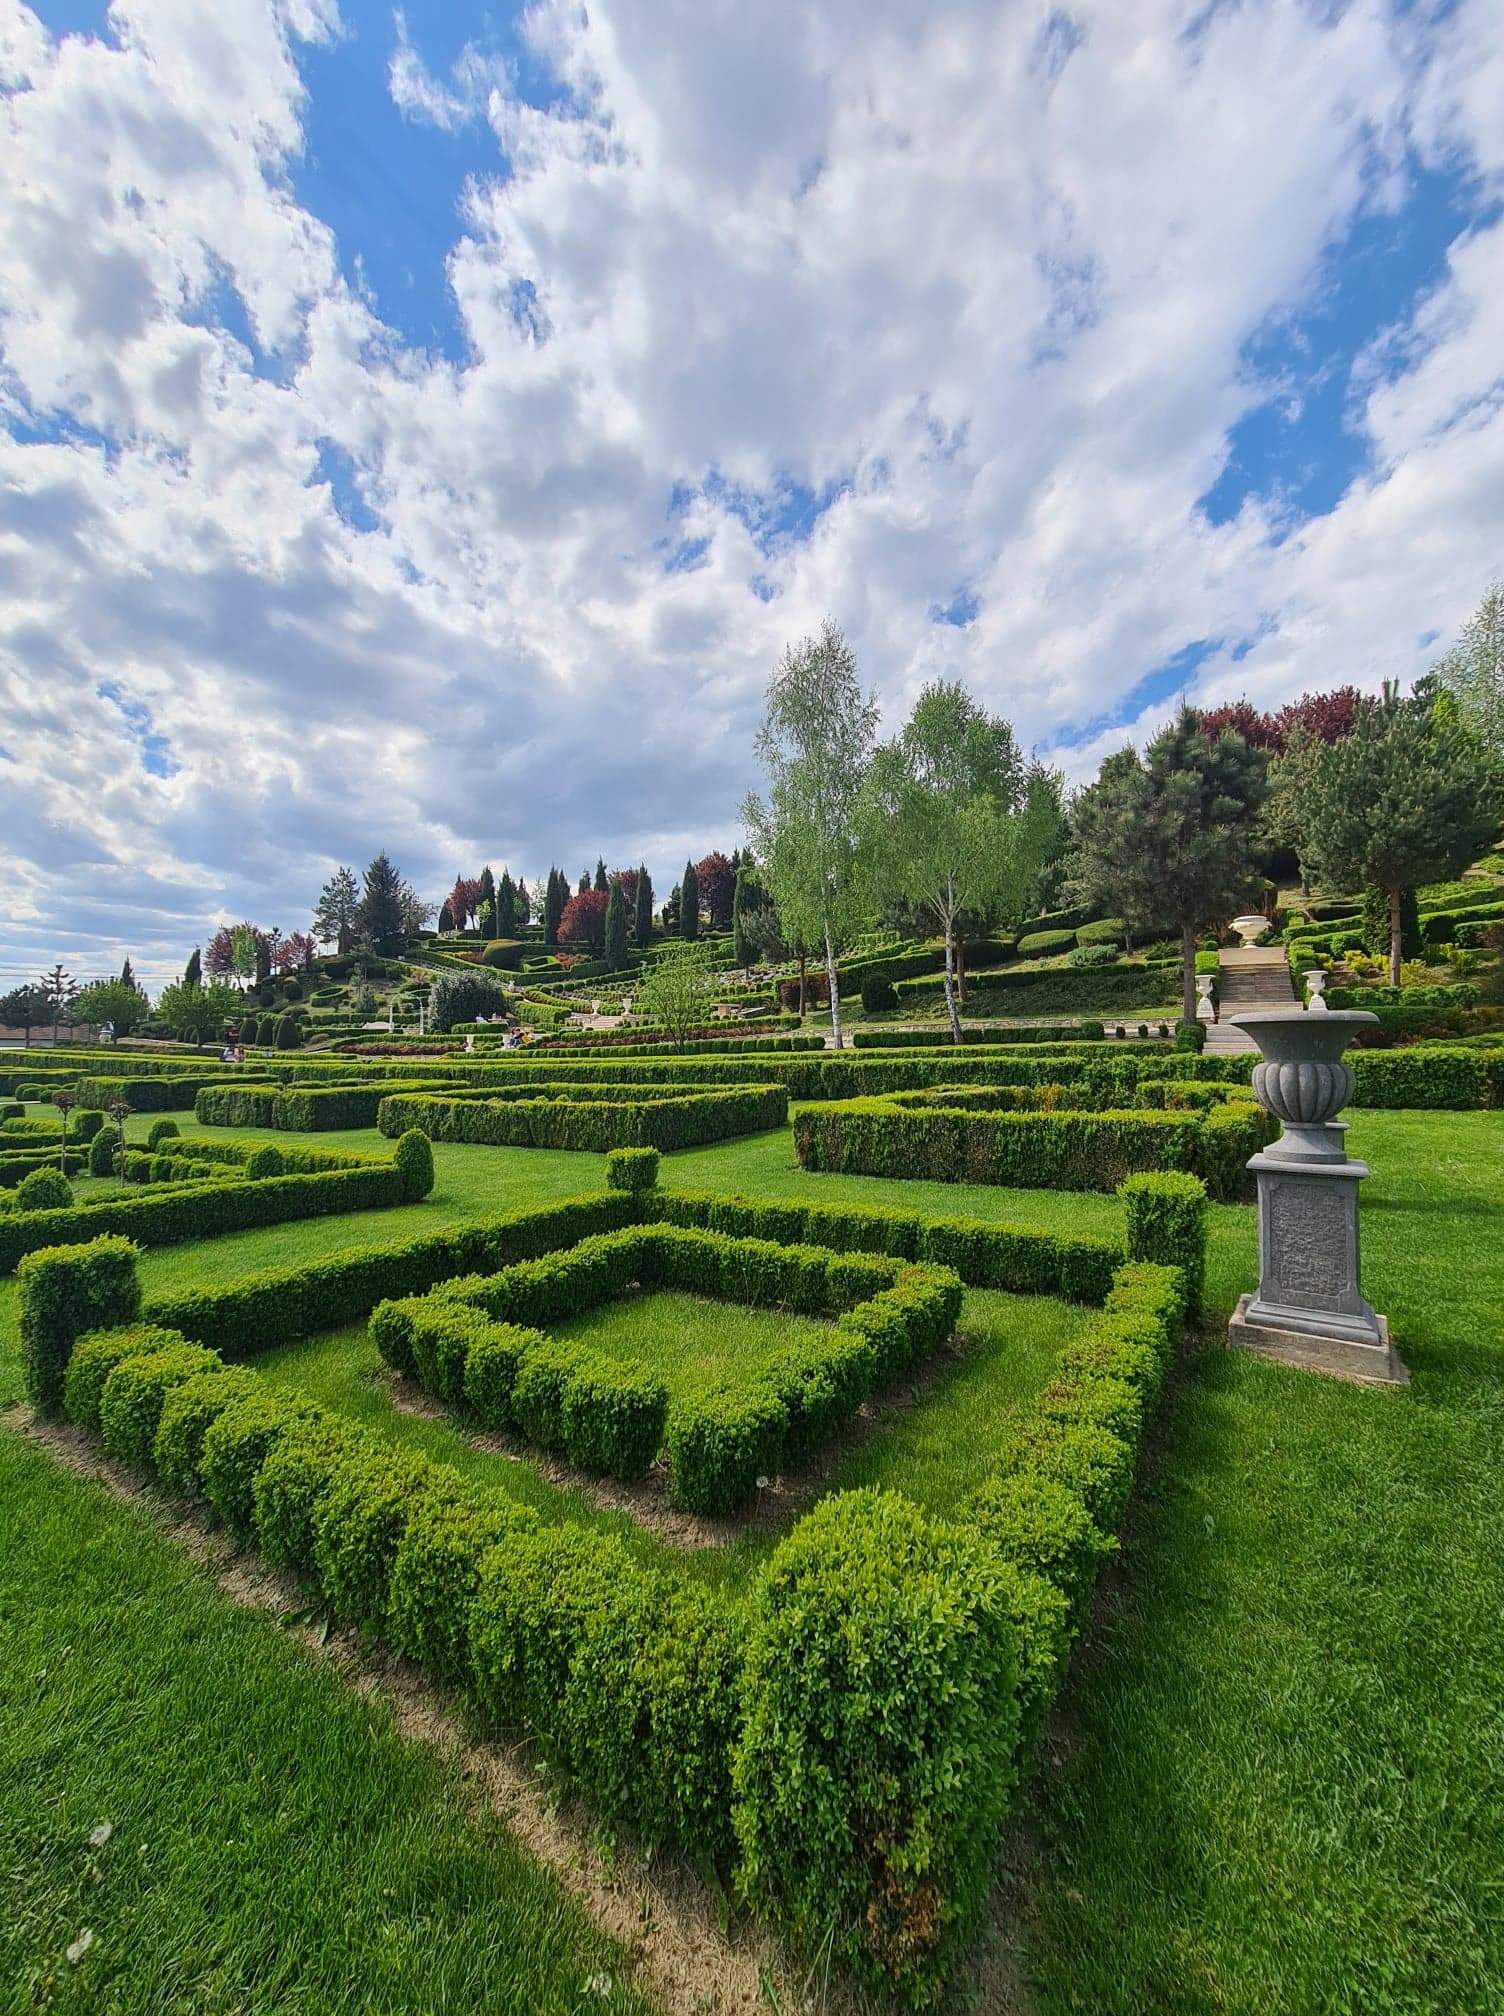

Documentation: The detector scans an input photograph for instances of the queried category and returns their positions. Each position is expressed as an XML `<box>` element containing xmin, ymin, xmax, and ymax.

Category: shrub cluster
<box><xmin>195</xmin><ymin>1078</ymin><xmax>458</xmax><ymax>1131</ymax></box>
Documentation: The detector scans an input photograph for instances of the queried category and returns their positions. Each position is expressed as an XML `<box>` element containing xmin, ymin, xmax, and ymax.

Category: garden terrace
<box><xmin>15</xmin><ymin>1154</ymin><xmax>1199</xmax><ymax>2003</ymax></box>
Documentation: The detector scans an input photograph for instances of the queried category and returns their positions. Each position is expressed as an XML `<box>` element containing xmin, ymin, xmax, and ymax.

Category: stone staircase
<box><xmin>1206</xmin><ymin>946</ymin><xmax>1296</xmax><ymax>1053</ymax></box>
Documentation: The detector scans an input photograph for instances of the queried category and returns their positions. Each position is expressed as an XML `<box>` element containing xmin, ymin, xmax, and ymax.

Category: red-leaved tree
<box><xmin>559</xmin><ymin>888</ymin><xmax>609</xmax><ymax>954</ymax></box>
<box><xmin>695</xmin><ymin>851</ymin><xmax>735</xmax><ymax>930</ymax></box>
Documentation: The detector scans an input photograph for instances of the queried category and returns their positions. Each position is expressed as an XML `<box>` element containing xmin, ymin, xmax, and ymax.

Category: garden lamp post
<box><xmin>1228</xmin><ymin>1006</ymin><xmax>1406</xmax><ymax>1385</ymax></box>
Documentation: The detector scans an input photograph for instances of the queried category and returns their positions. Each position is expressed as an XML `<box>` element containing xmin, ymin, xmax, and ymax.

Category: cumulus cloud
<box><xmin>1</xmin><ymin>0</ymin><xmax>1502</xmax><ymax>985</ymax></box>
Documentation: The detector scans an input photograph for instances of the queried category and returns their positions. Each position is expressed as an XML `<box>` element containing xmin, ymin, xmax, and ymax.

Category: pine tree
<box><xmin>183</xmin><ymin>946</ymin><xmax>202</xmax><ymax>988</ymax></box>
<box><xmin>119</xmin><ymin>956</ymin><xmax>135</xmax><ymax>989</ymax></box>
<box><xmin>313</xmin><ymin>866</ymin><xmax>361</xmax><ymax>953</ymax></box>
<box><xmin>515</xmin><ymin>877</ymin><xmax>530</xmax><ymax>926</ymax></box>
<box><xmin>680</xmin><ymin>858</ymin><xmax>700</xmax><ymax>940</ymax></box>
<box><xmin>359</xmin><ymin>852</ymin><xmax>408</xmax><ymax>953</ymax></box>
<box><xmin>477</xmin><ymin>865</ymin><xmax>496</xmax><ymax>938</ymax></box>
<box><xmin>604</xmin><ymin>881</ymin><xmax>629</xmax><ymax>970</ymax></box>
<box><xmin>497</xmin><ymin>869</ymin><xmax>517</xmax><ymax>938</ymax></box>
<box><xmin>634</xmin><ymin>864</ymin><xmax>654</xmax><ymax>947</ymax></box>
<box><xmin>578</xmin><ymin>869</ymin><xmax>591</xmax><ymax>896</ymax></box>
<box><xmin>594</xmin><ymin>858</ymin><xmax>609</xmax><ymax>893</ymax></box>
<box><xmin>1301</xmin><ymin>683</ymin><xmax>1499</xmax><ymax>983</ymax></box>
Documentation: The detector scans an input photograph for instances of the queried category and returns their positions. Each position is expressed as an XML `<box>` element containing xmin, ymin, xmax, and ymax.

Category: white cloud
<box><xmin>1</xmin><ymin>0</ymin><xmax>1502</xmax><ymax>985</ymax></box>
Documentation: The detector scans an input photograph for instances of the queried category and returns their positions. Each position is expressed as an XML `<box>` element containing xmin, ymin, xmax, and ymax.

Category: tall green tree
<box><xmin>1300</xmin><ymin>683</ymin><xmax>1500</xmax><ymax>983</ymax></box>
<box><xmin>594</xmin><ymin>858</ymin><xmax>608</xmax><ymax>893</ymax></box>
<box><xmin>732</xmin><ymin>862</ymin><xmax>771</xmax><ymax>971</ymax></box>
<box><xmin>635</xmin><ymin>942</ymin><xmax>714</xmax><ymax>1050</ymax></box>
<box><xmin>0</xmin><ymin>984</ymin><xmax>49</xmax><ymax>1047</ymax></box>
<box><xmin>313</xmin><ymin>866</ymin><xmax>361</xmax><ymax>952</ymax></box>
<box><xmin>1433</xmin><ymin>582</ymin><xmax>1504</xmax><ymax>771</ymax></box>
<box><xmin>864</xmin><ymin>681</ymin><xmax>1058</xmax><ymax>1042</ymax></box>
<box><xmin>75</xmin><ymin>976</ymin><xmax>149</xmax><ymax>1038</ymax></box>
<box><xmin>514</xmin><ymin>877</ymin><xmax>531</xmax><ymax>926</ymax></box>
<box><xmin>496</xmin><ymin>868</ymin><xmax>517</xmax><ymax>938</ymax></box>
<box><xmin>182</xmin><ymin>946</ymin><xmax>202</xmax><ymax>988</ymax></box>
<box><xmin>1069</xmin><ymin>707</ymin><xmax>1269</xmax><ymax>1019</ymax></box>
<box><xmin>679</xmin><ymin>858</ymin><xmax>700</xmax><ymax>941</ymax></box>
<box><xmin>634</xmin><ymin>865</ymin><xmax>654</xmax><ymax>947</ymax></box>
<box><xmin>40</xmin><ymin>964</ymin><xmax>78</xmax><ymax>1042</ymax></box>
<box><xmin>743</xmin><ymin>618</ymin><xmax>879</xmax><ymax>1048</ymax></box>
<box><xmin>477</xmin><ymin>865</ymin><xmax>496</xmax><ymax>937</ymax></box>
<box><xmin>603</xmin><ymin>881</ymin><xmax>629</xmax><ymax>971</ymax></box>
<box><xmin>359</xmin><ymin>852</ymin><xmax>409</xmax><ymax>954</ymax></box>
<box><xmin>230</xmin><ymin>925</ymin><xmax>257</xmax><ymax>992</ymax></box>
<box><xmin>544</xmin><ymin>868</ymin><xmax>565</xmax><ymax>946</ymax></box>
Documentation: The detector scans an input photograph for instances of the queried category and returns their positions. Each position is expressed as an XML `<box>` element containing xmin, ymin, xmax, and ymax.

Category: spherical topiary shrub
<box><xmin>146</xmin><ymin>1118</ymin><xmax>180</xmax><ymax>1151</ymax></box>
<box><xmin>605</xmin><ymin>1145</ymin><xmax>659</xmax><ymax>1193</ymax></box>
<box><xmin>245</xmin><ymin>1145</ymin><xmax>284</xmax><ymax>1181</ymax></box>
<box><xmin>88</xmin><ymin>1126</ymin><xmax>121</xmax><ymax>1177</ymax></box>
<box><xmin>859</xmin><ymin>973</ymin><xmax>899</xmax><ymax>1013</ymax></box>
<box><xmin>274</xmin><ymin>1013</ymin><xmax>302</xmax><ymax>1050</ymax></box>
<box><xmin>17</xmin><ymin>1166</ymin><xmax>72</xmax><ymax>1212</ymax></box>
<box><xmin>393</xmin><ymin>1127</ymin><xmax>435</xmax><ymax>1202</ymax></box>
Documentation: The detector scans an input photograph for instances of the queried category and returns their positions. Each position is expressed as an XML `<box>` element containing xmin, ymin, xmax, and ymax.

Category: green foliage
<box><xmin>311</xmin><ymin>1443</ymin><xmax>455</xmax><ymax>1625</ymax></box>
<box><xmin>199</xmin><ymin>1389</ymin><xmax>317</xmax><ymax>1532</ymax></box>
<box><xmin>679</xmin><ymin>857</ymin><xmax>699</xmax><ymax>940</ymax></box>
<box><xmin>1119</xmin><ymin>1170</ymin><xmax>1208</xmax><ymax>1317</ymax></box>
<box><xmin>733</xmin><ymin>1489</ymin><xmax>1022</xmax><ymax>2001</ymax></box>
<box><xmin>393</xmin><ymin>1126</ymin><xmax>435</xmax><ymax>1201</ymax></box>
<box><xmin>146</xmin><ymin>1118</ymin><xmax>181</xmax><ymax>1151</ymax></box>
<box><xmin>274</xmin><ymin>1012</ymin><xmax>302</xmax><ymax>1050</ymax></box>
<box><xmin>860</xmin><ymin>971</ymin><xmax>899</xmax><ymax>1011</ymax></box>
<box><xmin>88</xmin><ymin>1125</ymin><xmax>121</xmax><ymax>1176</ymax></box>
<box><xmin>18</xmin><ymin>1233</ymin><xmax>140</xmax><ymax>1415</ymax></box>
<box><xmin>62</xmin><ymin>1322</ymin><xmax>188</xmax><ymax>1430</ymax></box>
<box><xmin>251</xmin><ymin>1414</ymin><xmax>362</xmax><ymax>1572</ymax></box>
<box><xmin>632</xmin><ymin>941</ymin><xmax>717</xmax><ymax>1049</ymax></box>
<box><xmin>1067</xmin><ymin>941</ymin><xmax>1120</xmax><ymax>968</ymax></box>
<box><xmin>388</xmin><ymin>1489</ymin><xmax>536</xmax><ymax>1684</ymax></box>
<box><xmin>605</xmin><ymin>1145</ymin><xmax>659</xmax><ymax>1191</ymax></box>
<box><xmin>1018</xmin><ymin>927</ymin><xmax>1076</xmax><ymax>956</ymax></box>
<box><xmin>153</xmin><ymin>1366</ymin><xmax>261</xmax><ymax>1493</ymax></box>
<box><xmin>99</xmin><ymin>1344</ymin><xmax>223</xmax><ymax>1471</ymax></box>
<box><xmin>16</xmin><ymin>1166</ymin><xmax>71</xmax><ymax>1212</ymax></box>
<box><xmin>378</xmin><ymin>1083</ymin><xmax>787</xmax><ymax>1153</ymax></box>
<box><xmin>244</xmin><ymin>1145</ymin><xmax>283</xmax><ymax>1180</ymax></box>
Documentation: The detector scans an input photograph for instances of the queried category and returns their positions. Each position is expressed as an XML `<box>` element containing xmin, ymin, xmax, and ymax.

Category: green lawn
<box><xmin>3</xmin><ymin>1105</ymin><xmax>1502</xmax><ymax>2012</ymax></box>
<box><xmin>0</xmin><ymin>1431</ymin><xmax>652</xmax><ymax>2016</ymax></box>
<box><xmin>552</xmin><ymin>1284</ymin><xmax>834</xmax><ymax>1391</ymax></box>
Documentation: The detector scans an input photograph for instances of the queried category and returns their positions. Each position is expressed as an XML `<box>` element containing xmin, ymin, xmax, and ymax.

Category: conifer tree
<box><xmin>359</xmin><ymin>852</ymin><xmax>409</xmax><ymax>954</ymax></box>
<box><xmin>604</xmin><ymin>881</ymin><xmax>629</xmax><ymax>970</ymax></box>
<box><xmin>183</xmin><ymin>946</ymin><xmax>202</xmax><ymax>988</ymax></box>
<box><xmin>477</xmin><ymin>865</ymin><xmax>496</xmax><ymax>937</ymax></box>
<box><xmin>594</xmin><ymin>857</ymin><xmax>609</xmax><ymax>893</ymax></box>
<box><xmin>497</xmin><ymin>869</ymin><xmax>516</xmax><ymax>938</ymax></box>
<box><xmin>680</xmin><ymin>858</ymin><xmax>700</xmax><ymax>940</ymax></box>
<box><xmin>634</xmin><ymin>865</ymin><xmax>654</xmax><ymax>947</ymax></box>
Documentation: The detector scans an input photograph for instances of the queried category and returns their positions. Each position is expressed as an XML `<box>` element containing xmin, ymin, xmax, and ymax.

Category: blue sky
<box><xmin>2</xmin><ymin>0</ymin><xmax>1502</xmax><ymax>984</ymax></box>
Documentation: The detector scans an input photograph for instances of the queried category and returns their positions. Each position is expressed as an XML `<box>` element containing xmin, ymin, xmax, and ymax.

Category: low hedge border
<box><xmin>19</xmin><ymin>1164</ymin><xmax>1202</xmax><ymax>2005</ymax></box>
<box><xmin>793</xmin><ymin>1096</ymin><xmax>1269</xmax><ymax>1201</ymax></box>
<box><xmin>378</xmin><ymin>1223</ymin><xmax>962</xmax><ymax>1513</ymax></box>
<box><xmin>376</xmin><ymin>1084</ymin><xmax>789</xmax><ymax>1152</ymax></box>
<box><xmin>195</xmin><ymin>1078</ymin><xmax>461</xmax><ymax>1131</ymax></box>
<box><xmin>849</xmin><ymin>1022</ymin><xmax>1112</xmax><ymax>1047</ymax></box>
<box><xmin>0</xmin><ymin>1163</ymin><xmax>411</xmax><ymax>1276</ymax></box>
<box><xmin>1</xmin><ymin>1148</ymin><xmax>87</xmax><ymax>1188</ymax></box>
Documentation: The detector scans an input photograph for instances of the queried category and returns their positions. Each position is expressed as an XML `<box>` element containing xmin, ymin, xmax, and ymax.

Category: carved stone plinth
<box><xmin>1227</xmin><ymin>1008</ymin><xmax>1407</xmax><ymax>1387</ymax></box>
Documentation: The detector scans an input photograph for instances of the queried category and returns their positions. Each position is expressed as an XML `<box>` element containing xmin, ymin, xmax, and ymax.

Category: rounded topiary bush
<box><xmin>88</xmin><ymin>1126</ymin><xmax>121</xmax><ymax>1177</ymax></box>
<box><xmin>245</xmin><ymin>1145</ymin><xmax>284</xmax><ymax>1180</ymax></box>
<box><xmin>274</xmin><ymin>1013</ymin><xmax>301</xmax><ymax>1050</ymax></box>
<box><xmin>1075</xmin><ymin>917</ymin><xmax>1127</xmax><ymax>946</ymax></box>
<box><xmin>311</xmin><ymin>1443</ymin><xmax>449</xmax><ymax>1625</ymax></box>
<box><xmin>604</xmin><ymin>1145</ymin><xmax>659</xmax><ymax>1193</ymax></box>
<box><xmin>154</xmin><ymin>1366</ymin><xmax>261</xmax><ymax>1494</ymax></box>
<box><xmin>146</xmin><ymin>1118</ymin><xmax>180</xmax><ymax>1151</ymax></box>
<box><xmin>99</xmin><ymin>1344</ymin><xmax>223</xmax><ymax>1472</ymax></box>
<box><xmin>1066</xmin><ymin>943</ymin><xmax>1118</xmax><ymax>969</ymax></box>
<box><xmin>74</xmin><ymin>1109</ymin><xmax>105</xmax><ymax>1143</ymax></box>
<box><xmin>1016</xmin><ymin>928</ymin><xmax>1077</xmax><ymax>958</ymax></box>
<box><xmin>859</xmin><ymin>972</ymin><xmax>899</xmax><ymax>1014</ymax></box>
<box><xmin>63</xmin><ymin>1323</ymin><xmax>187</xmax><ymax>1430</ymax></box>
<box><xmin>256</xmin><ymin>1015</ymin><xmax>278</xmax><ymax>1048</ymax></box>
<box><xmin>200</xmin><ymin>1389</ymin><xmax>317</xmax><ymax>1533</ymax></box>
<box><xmin>17</xmin><ymin>1166</ymin><xmax>71</xmax><ymax>1212</ymax></box>
<box><xmin>393</xmin><ymin>1127</ymin><xmax>435</xmax><ymax>1202</ymax></box>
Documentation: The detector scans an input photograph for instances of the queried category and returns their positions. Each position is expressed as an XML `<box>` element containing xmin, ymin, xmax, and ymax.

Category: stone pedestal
<box><xmin>1227</xmin><ymin>1008</ymin><xmax>1407</xmax><ymax>1387</ymax></box>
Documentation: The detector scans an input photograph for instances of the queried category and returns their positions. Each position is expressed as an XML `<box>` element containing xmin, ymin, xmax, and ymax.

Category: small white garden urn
<box><xmin>1195</xmin><ymin>973</ymin><xmax>1216</xmax><ymax>1022</ymax></box>
<box><xmin>1227</xmin><ymin>1008</ymin><xmax>1405</xmax><ymax>1385</ymax></box>
<box><xmin>1303</xmin><ymin>969</ymin><xmax>1328</xmax><ymax>1012</ymax></box>
<box><xmin>1231</xmin><ymin>913</ymin><xmax>1272</xmax><ymax>946</ymax></box>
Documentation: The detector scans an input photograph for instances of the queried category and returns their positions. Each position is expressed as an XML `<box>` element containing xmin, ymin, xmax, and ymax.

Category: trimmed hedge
<box><xmin>605</xmin><ymin>1145</ymin><xmax>660</xmax><ymax>1192</ymax></box>
<box><xmin>63</xmin><ymin>1322</ymin><xmax>189</xmax><ymax>1430</ymax></box>
<box><xmin>196</xmin><ymin>1078</ymin><xmax>458</xmax><ymax>1131</ymax></box>
<box><xmin>1349</xmin><ymin>1044</ymin><xmax>1504</xmax><ymax>1110</ymax></box>
<box><xmin>74</xmin><ymin>1073</ymin><xmax>229</xmax><ymax>1113</ymax></box>
<box><xmin>0</xmin><ymin>1163</ymin><xmax>409</xmax><ymax>1275</ymax></box>
<box><xmin>848</xmin><ymin>1023</ymin><xmax>1117</xmax><ymax>1048</ymax></box>
<box><xmin>18</xmin><ymin>1233</ymin><xmax>140</xmax><ymax>1415</ymax></box>
<box><xmin>377</xmin><ymin>1084</ymin><xmax>788</xmax><ymax>1152</ymax></box>
<box><xmin>1119</xmin><ymin>1172</ymin><xmax>1207</xmax><ymax>1319</ymax></box>
<box><xmin>382</xmin><ymin>1224</ymin><xmax>962</xmax><ymax>1512</ymax></box>
<box><xmin>793</xmin><ymin>1097</ymin><xmax>1267</xmax><ymax>1200</ymax></box>
<box><xmin>144</xmin><ymin>1192</ymin><xmax>638</xmax><ymax>1358</ymax></box>
<box><xmin>100</xmin><ymin>1342</ymin><xmax>223</xmax><ymax>1470</ymax></box>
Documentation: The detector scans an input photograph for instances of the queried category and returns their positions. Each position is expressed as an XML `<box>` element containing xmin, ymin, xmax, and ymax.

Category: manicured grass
<box><xmin>552</xmin><ymin>1286</ymin><xmax>835</xmax><ymax>1394</ymax></box>
<box><xmin>0</xmin><ymin>1427</ymin><xmax>652</xmax><ymax>2016</ymax></box>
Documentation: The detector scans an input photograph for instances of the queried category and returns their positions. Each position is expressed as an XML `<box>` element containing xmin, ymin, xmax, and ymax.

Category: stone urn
<box><xmin>1227</xmin><ymin>1007</ymin><xmax>1404</xmax><ymax>1384</ymax></box>
<box><xmin>1195</xmin><ymin>972</ymin><xmax>1216</xmax><ymax>1023</ymax></box>
<box><xmin>1303</xmin><ymin>968</ymin><xmax>1328</xmax><ymax>1012</ymax></box>
<box><xmin>1231</xmin><ymin>913</ymin><xmax>1272</xmax><ymax>946</ymax></box>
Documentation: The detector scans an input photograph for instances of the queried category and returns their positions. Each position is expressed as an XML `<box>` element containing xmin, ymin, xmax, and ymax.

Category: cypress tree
<box><xmin>478</xmin><ymin>865</ymin><xmax>496</xmax><ymax>938</ymax></box>
<box><xmin>183</xmin><ymin>947</ymin><xmax>202</xmax><ymax>988</ymax></box>
<box><xmin>604</xmin><ymin>882</ymin><xmax>629</xmax><ymax>970</ymax></box>
<box><xmin>680</xmin><ymin>858</ymin><xmax>700</xmax><ymax>940</ymax></box>
<box><xmin>497</xmin><ymin>869</ymin><xmax>517</xmax><ymax>938</ymax></box>
<box><xmin>634</xmin><ymin>864</ymin><xmax>654</xmax><ymax>947</ymax></box>
<box><xmin>579</xmin><ymin>869</ymin><xmax>591</xmax><ymax>896</ymax></box>
<box><xmin>594</xmin><ymin>857</ymin><xmax>609</xmax><ymax>893</ymax></box>
<box><xmin>544</xmin><ymin>868</ymin><xmax>564</xmax><ymax>947</ymax></box>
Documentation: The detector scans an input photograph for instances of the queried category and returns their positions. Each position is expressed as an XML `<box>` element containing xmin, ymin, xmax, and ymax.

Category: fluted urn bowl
<box><xmin>1229</xmin><ymin>1008</ymin><xmax>1377</xmax><ymax>1160</ymax></box>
